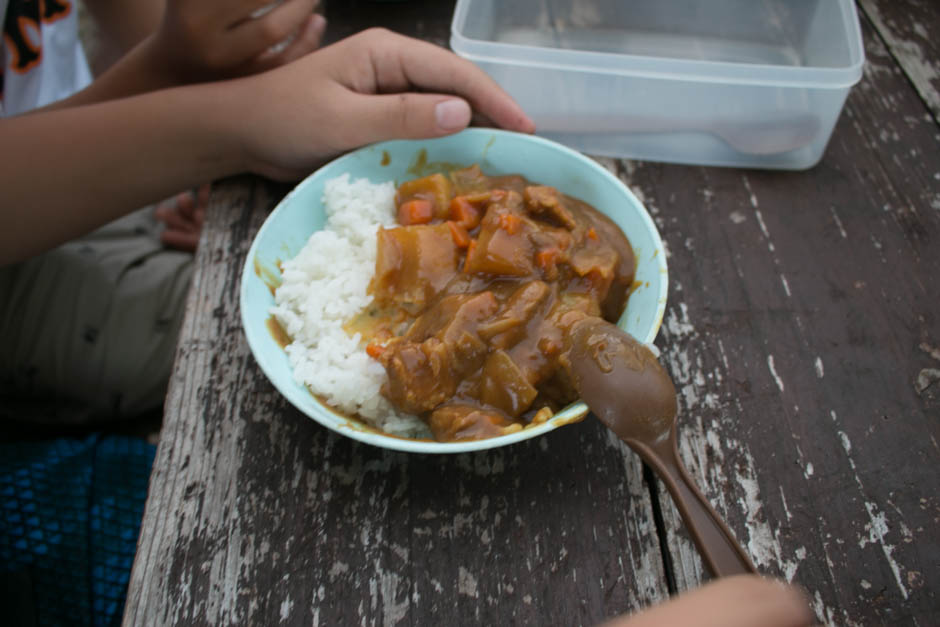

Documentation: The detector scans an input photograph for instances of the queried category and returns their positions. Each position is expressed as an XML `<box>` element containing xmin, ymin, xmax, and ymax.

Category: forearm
<box><xmin>0</xmin><ymin>84</ymin><xmax>247</xmax><ymax>265</ymax></box>
<box><xmin>50</xmin><ymin>0</ymin><xmax>325</xmax><ymax>111</ymax></box>
<box><xmin>2</xmin><ymin>29</ymin><xmax>538</xmax><ymax>265</ymax></box>
<box><xmin>42</xmin><ymin>36</ymin><xmax>179</xmax><ymax>111</ymax></box>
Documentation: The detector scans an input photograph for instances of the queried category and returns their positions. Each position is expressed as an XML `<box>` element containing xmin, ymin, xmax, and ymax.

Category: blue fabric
<box><xmin>0</xmin><ymin>435</ymin><xmax>155</xmax><ymax>627</ymax></box>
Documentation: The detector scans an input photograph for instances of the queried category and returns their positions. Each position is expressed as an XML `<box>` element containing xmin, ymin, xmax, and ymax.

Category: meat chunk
<box><xmin>428</xmin><ymin>404</ymin><xmax>511</xmax><ymax>441</ymax></box>
<box><xmin>379</xmin><ymin>292</ymin><xmax>496</xmax><ymax>414</ymax></box>
<box><xmin>477</xmin><ymin>281</ymin><xmax>551</xmax><ymax>348</ymax></box>
<box><xmin>523</xmin><ymin>185</ymin><xmax>577</xmax><ymax>230</ymax></box>
<box><xmin>449</xmin><ymin>165</ymin><xmax>490</xmax><ymax>196</ymax></box>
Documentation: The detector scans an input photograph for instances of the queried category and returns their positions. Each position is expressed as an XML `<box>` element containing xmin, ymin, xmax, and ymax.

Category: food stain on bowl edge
<box><xmin>405</xmin><ymin>148</ymin><xmax>467</xmax><ymax>179</ymax></box>
<box><xmin>266</xmin><ymin>316</ymin><xmax>291</xmax><ymax>349</ymax></box>
<box><xmin>547</xmin><ymin>405</ymin><xmax>589</xmax><ymax>429</ymax></box>
<box><xmin>254</xmin><ymin>256</ymin><xmax>282</xmax><ymax>295</ymax></box>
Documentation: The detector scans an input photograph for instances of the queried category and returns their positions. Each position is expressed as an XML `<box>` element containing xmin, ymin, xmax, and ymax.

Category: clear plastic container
<box><xmin>451</xmin><ymin>0</ymin><xmax>864</xmax><ymax>169</ymax></box>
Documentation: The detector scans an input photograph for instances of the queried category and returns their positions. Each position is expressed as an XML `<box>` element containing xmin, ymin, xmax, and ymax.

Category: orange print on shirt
<box><xmin>2</xmin><ymin>0</ymin><xmax>73</xmax><ymax>75</ymax></box>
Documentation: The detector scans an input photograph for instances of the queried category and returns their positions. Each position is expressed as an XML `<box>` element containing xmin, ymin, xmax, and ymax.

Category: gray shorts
<box><xmin>0</xmin><ymin>208</ymin><xmax>193</xmax><ymax>423</ymax></box>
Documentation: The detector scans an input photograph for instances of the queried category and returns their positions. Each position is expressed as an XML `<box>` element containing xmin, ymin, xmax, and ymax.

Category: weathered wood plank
<box><xmin>123</xmin><ymin>178</ymin><xmax>270</xmax><ymax>626</ymax></box>
<box><xmin>859</xmin><ymin>0</ymin><xmax>940</xmax><ymax>122</ymax></box>
<box><xmin>628</xmin><ymin>12</ymin><xmax>940</xmax><ymax>626</ymax></box>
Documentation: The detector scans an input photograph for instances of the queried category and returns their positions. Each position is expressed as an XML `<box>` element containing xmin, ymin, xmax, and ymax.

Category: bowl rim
<box><xmin>240</xmin><ymin>128</ymin><xmax>668</xmax><ymax>453</ymax></box>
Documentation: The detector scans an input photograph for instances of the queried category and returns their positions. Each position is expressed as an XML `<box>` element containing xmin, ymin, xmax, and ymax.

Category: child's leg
<box><xmin>0</xmin><ymin>208</ymin><xmax>193</xmax><ymax>422</ymax></box>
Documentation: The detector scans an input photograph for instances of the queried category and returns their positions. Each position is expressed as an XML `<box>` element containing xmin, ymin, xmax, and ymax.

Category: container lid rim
<box><xmin>450</xmin><ymin>0</ymin><xmax>865</xmax><ymax>89</ymax></box>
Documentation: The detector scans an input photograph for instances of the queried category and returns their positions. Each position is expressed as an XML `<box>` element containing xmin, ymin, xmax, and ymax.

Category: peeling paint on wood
<box><xmin>859</xmin><ymin>0</ymin><xmax>940</xmax><ymax>122</ymax></box>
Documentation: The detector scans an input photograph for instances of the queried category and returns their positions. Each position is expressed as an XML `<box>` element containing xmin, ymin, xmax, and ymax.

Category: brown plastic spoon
<box><xmin>565</xmin><ymin>316</ymin><xmax>757</xmax><ymax>577</ymax></box>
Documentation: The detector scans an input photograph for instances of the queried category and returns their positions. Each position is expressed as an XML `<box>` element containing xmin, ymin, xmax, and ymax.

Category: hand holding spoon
<box><xmin>564</xmin><ymin>317</ymin><xmax>757</xmax><ymax>577</ymax></box>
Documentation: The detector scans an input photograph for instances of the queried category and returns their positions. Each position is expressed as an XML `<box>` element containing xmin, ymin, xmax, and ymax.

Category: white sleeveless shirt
<box><xmin>0</xmin><ymin>0</ymin><xmax>92</xmax><ymax>116</ymax></box>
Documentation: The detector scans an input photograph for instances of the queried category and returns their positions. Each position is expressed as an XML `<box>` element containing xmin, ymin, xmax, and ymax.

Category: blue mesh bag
<box><xmin>1</xmin><ymin>435</ymin><xmax>156</xmax><ymax>626</ymax></box>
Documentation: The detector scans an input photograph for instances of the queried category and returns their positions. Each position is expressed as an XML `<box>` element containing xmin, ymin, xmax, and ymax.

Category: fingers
<box><xmin>174</xmin><ymin>191</ymin><xmax>196</xmax><ymax>220</ymax></box>
<box><xmin>357</xmin><ymin>29</ymin><xmax>535</xmax><ymax>134</ymax></box>
<box><xmin>602</xmin><ymin>576</ymin><xmax>814</xmax><ymax>627</ymax></box>
<box><xmin>346</xmin><ymin>93</ymin><xmax>473</xmax><ymax>144</ymax></box>
<box><xmin>154</xmin><ymin>205</ymin><xmax>195</xmax><ymax>232</ymax></box>
<box><xmin>195</xmin><ymin>183</ymin><xmax>211</xmax><ymax>210</ymax></box>
<box><xmin>231</xmin><ymin>0</ymin><xmax>319</xmax><ymax>65</ymax></box>
<box><xmin>160</xmin><ymin>229</ymin><xmax>200</xmax><ymax>253</ymax></box>
<box><xmin>155</xmin><ymin>196</ymin><xmax>189</xmax><ymax>229</ymax></box>
<box><xmin>154</xmin><ymin>186</ymin><xmax>208</xmax><ymax>253</ymax></box>
<box><xmin>278</xmin><ymin>13</ymin><xmax>327</xmax><ymax>62</ymax></box>
<box><xmin>248</xmin><ymin>13</ymin><xmax>326</xmax><ymax>73</ymax></box>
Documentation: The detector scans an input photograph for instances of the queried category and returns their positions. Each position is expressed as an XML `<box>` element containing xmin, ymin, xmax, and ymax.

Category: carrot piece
<box><xmin>585</xmin><ymin>268</ymin><xmax>611</xmax><ymax>294</ymax></box>
<box><xmin>536</xmin><ymin>247</ymin><xmax>560</xmax><ymax>271</ymax></box>
<box><xmin>498</xmin><ymin>213</ymin><xmax>522</xmax><ymax>235</ymax></box>
<box><xmin>397</xmin><ymin>173</ymin><xmax>453</xmax><ymax>218</ymax></box>
<box><xmin>397</xmin><ymin>199</ymin><xmax>433</xmax><ymax>225</ymax></box>
<box><xmin>447</xmin><ymin>221</ymin><xmax>471</xmax><ymax>248</ymax></box>
<box><xmin>462</xmin><ymin>239</ymin><xmax>478</xmax><ymax>273</ymax></box>
<box><xmin>365</xmin><ymin>342</ymin><xmax>385</xmax><ymax>359</ymax></box>
<box><xmin>449</xmin><ymin>196</ymin><xmax>481</xmax><ymax>229</ymax></box>
<box><xmin>586</xmin><ymin>227</ymin><xmax>598</xmax><ymax>241</ymax></box>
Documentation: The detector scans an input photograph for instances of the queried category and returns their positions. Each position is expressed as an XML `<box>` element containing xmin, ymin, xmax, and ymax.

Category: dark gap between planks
<box><xmin>643</xmin><ymin>463</ymin><xmax>678</xmax><ymax>595</ymax></box>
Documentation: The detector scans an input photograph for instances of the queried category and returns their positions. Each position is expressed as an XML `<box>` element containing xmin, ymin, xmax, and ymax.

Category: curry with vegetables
<box><xmin>350</xmin><ymin>165</ymin><xmax>636</xmax><ymax>442</ymax></box>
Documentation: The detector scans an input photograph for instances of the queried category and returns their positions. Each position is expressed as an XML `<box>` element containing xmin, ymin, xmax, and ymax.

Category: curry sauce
<box><xmin>356</xmin><ymin>165</ymin><xmax>636</xmax><ymax>442</ymax></box>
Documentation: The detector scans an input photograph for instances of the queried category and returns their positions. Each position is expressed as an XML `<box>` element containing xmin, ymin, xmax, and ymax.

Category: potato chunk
<box><xmin>396</xmin><ymin>173</ymin><xmax>454</xmax><ymax>219</ymax></box>
<box><xmin>479</xmin><ymin>350</ymin><xmax>538</xmax><ymax>418</ymax></box>
<box><xmin>463</xmin><ymin>198</ymin><xmax>537</xmax><ymax>277</ymax></box>
<box><xmin>370</xmin><ymin>224</ymin><xmax>458</xmax><ymax>306</ymax></box>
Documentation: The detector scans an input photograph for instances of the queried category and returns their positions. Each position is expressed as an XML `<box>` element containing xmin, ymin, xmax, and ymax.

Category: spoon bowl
<box><xmin>565</xmin><ymin>317</ymin><xmax>757</xmax><ymax>577</ymax></box>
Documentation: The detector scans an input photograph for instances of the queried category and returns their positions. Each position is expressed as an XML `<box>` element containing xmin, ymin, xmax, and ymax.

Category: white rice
<box><xmin>270</xmin><ymin>174</ymin><xmax>431</xmax><ymax>438</ymax></box>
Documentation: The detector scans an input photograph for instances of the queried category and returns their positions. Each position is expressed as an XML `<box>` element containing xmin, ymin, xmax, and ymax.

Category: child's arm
<box><xmin>0</xmin><ymin>29</ymin><xmax>534</xmax><ymax>265</ymax></box>
<box><xmin>40</xmin><ymin>0</ymin><xmax>325</xmax><ymax>111</ymax></box>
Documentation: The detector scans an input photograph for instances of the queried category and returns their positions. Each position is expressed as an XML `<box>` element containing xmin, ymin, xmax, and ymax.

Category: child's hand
<box><xmin>154</xmin><ymin>184</ymin><xmax>210</xmax><ymax>252</ymax></box>
<box><xmin>602</xmin><ymin>576</ymin><xmax>813</xmax><ymax>627</ymax></box>
<box><xmin>154</xmin><ymin>0</ymin><xmax>327</xmax><ymax>82</ymax></box>
<box><xmin>228</xmin><ymin>28</ymin><xmax>537</xmax><ymax>181</ymax></box>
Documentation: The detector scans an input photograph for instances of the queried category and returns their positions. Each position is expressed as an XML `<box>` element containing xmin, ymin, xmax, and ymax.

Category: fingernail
<box><xmin>435</xmin><ymin>100</ymin><xmax>471</xmax><ymax>131</ymax></box>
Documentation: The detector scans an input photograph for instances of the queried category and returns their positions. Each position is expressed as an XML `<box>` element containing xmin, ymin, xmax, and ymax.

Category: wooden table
<box><xmin>124</xmin><ymin>1</ymin><xmax>939</xmax><ymax>624</ymax></box>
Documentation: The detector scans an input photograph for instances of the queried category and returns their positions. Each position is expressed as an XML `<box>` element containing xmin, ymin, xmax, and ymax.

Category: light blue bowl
<box><xmin>240</xmin><ymin>128</ymin><xmax>668</xmax><ymax>453</ymax></box>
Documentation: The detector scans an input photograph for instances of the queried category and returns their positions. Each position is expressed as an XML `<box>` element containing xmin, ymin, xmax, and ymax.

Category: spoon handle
<box><xmin>634</xmin><ymin>439</ymin><xmax>758</xmax><ymax>578</ymax></box>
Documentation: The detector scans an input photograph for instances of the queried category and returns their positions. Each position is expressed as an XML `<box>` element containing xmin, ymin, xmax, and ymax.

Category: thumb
<box><xmin>350</xmin><ymin>94</ymin><xmax>472</xmax><ymax>144</ymax></box>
